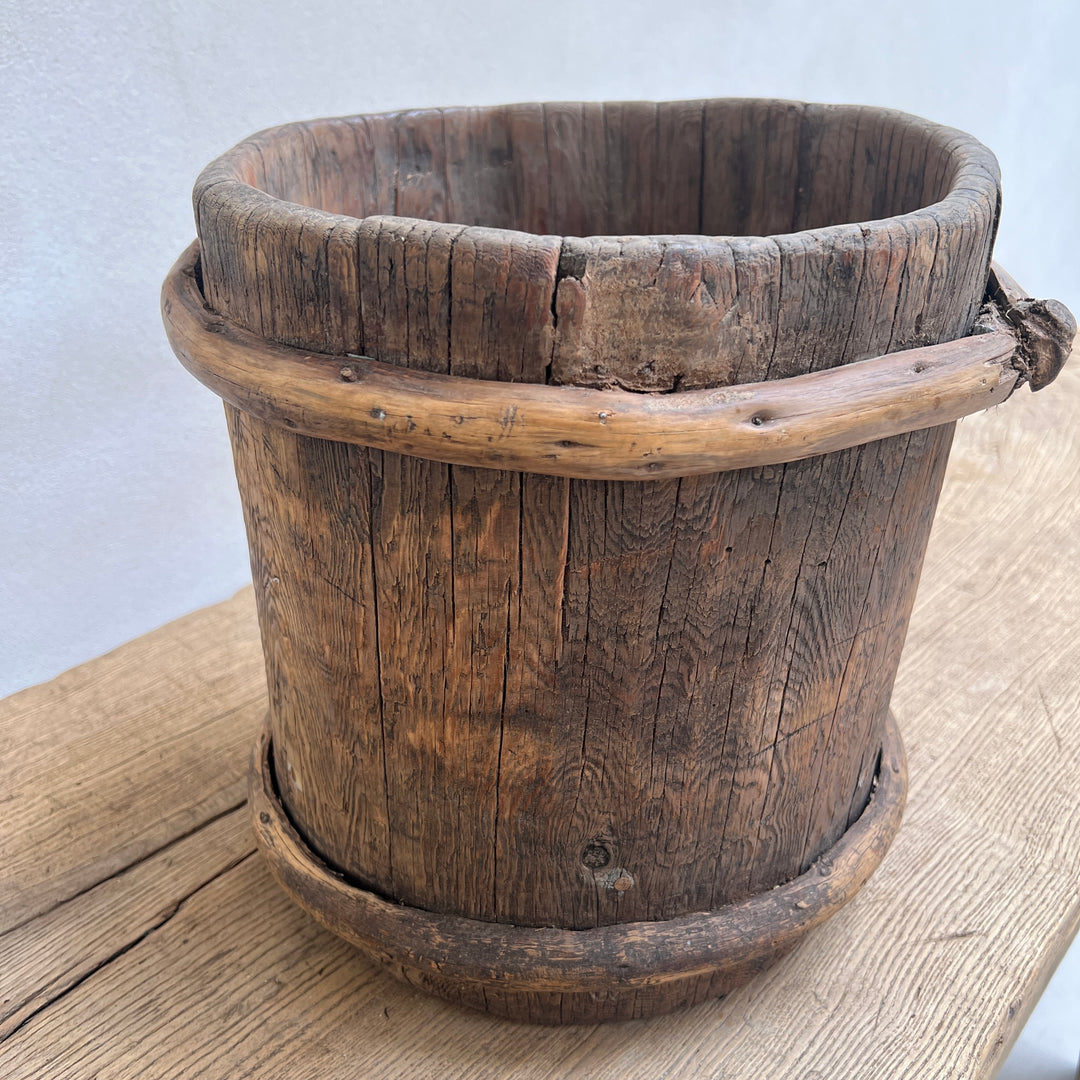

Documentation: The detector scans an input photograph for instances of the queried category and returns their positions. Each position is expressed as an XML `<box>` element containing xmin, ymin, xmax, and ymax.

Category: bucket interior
<box><xmin>226</xmin><ymin>101</ymin><xmax>966</xmax><ymax>238</ymax></box>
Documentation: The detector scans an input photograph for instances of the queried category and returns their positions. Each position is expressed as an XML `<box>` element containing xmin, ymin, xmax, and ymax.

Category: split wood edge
<box><xmin>249</xmin><ymin>712</ymin><xmax>907</xmax><ymax>995</ymax></box>
<box><xmin>983</xmin><ymin>263</ymin><xmax>1076</xmax><ymax>391</ymax></box>
<box><xmin>162</xmin><ymin>243</ymin><xmax>1073</xmax><ymax>481</ymax></box>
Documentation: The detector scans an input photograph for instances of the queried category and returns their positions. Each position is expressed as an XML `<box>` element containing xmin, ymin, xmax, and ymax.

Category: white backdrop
<box><xmin>3</xmin><ymin>0</ymin><xmax>1077</xmax><ymax>695</ymax></box>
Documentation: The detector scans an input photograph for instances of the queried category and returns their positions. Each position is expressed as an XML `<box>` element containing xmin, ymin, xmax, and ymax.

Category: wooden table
<box><xmin>3</xmin><ymin>358</ymin><xmax>1079</xmax><ymax>1079</ymax></box>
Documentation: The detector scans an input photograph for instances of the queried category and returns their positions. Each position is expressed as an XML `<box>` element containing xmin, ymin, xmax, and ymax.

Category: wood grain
<box><xmin>164</xmin><ymin>242</ymin><xmax>1027</xmax><ymax>480</ymax></box>
<box><xmin>251</xmin><ymin>709</ymin><xmax>906</xmax><ymax>1022</ymax></box>
<box><xmin>193</xmin><ymin>101</ymin><xmax>1000</xmax><ymax>394</ymax></box>
<box><xmin>0</xmin><ymin>590</ymin><xmax>262</xmax><ymax>936</ymax></box>
<box><xmin>986</xmin><ymin>261</ymin><xmax>1076</xmax><ymax>390</ymax></box>
<box><xmin>0</xmin><ymin>809</ymin><xmax>253</xmax><ymax>1040</ymax></box>
<box><xmin>0</xmin><ymin>349</ymin><xmax>1076</xmax><ymax>1074</ymax></box>
<box><xmin>171</xmin><ymin>100</ymin><xmax>1025</xmax><ymax>1020</ymax></box>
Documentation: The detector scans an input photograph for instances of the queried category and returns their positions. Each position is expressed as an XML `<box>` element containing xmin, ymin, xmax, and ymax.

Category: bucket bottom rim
<box><xmin>249</xmin><ymin>711</ymin><xmax>907</xmax><ymax>1023</ymax></box>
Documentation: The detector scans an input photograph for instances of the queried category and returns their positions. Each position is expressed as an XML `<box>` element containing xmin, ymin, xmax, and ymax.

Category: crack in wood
<box><xmin>0</xmin><ymin>797</ymin><xmax>249</xmax><ymax>944</ymax></box>
<box><xmin>0</xmin><ymin>847</ymin><xmax>257</xmax><ymax>1046</ymax></box>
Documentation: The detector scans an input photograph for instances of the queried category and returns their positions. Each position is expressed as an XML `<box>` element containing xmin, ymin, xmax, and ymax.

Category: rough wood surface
<box><xmin>164</xmin><ymin>242</ymin><xmax>1030</xmax><ymax>480</ymax></box>
<box><xmin>986</xmin><ymin>261</ymin><xmax>1077</xmax><ymax>390</ymax></box>
<box><xmin>0</xmin><ymin>592</ymin><xmax>263</xmax><ymax>936</ymax></box>
<box><xmin>0</xmin><ymin>810</ymin><xmax>253</xmax><ymax>1040</ymax></box>
<box><xmin>194</xmin><ymin>101</ymin><xmax>1000</xmax><ymax>393</ymax></box>
<box><xmin>250</xmin><ymin>710</ymin><xmax>907</xmax><ymax>1023</ymax></box>
<box><xmin>179</xmin><ymin>99</ymin><xmax>1014</xmax><ymax>1020</ymax></box>
<box><xmin>1</xmin><ymin>347</ymin><xmax>1077</xmax><ymax>1073</ymax></box>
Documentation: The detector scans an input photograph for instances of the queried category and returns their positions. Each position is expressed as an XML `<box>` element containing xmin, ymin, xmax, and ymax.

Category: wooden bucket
<box><xmin>162</xmin><ymin>100</ymin><xmax>1074</xmax><ymax>1024</ymax></box>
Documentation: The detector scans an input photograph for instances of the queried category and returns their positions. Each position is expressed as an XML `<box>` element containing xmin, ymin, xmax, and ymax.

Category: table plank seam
<box><xmin>0</xmin><ymin>798</ymin><xmax>250</xmax><ymax>942</ymax></box>
<box><xmin>0</xmin><ymin>811</ymin><xmax>256</xmax><ymax>1046</ymax></box>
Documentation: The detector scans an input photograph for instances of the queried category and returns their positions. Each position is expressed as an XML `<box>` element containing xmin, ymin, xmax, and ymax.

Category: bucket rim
<box><xmin>193</xmin><ymin>98</ymin><xmax>1000</xmax><ymax>252</ymax></box>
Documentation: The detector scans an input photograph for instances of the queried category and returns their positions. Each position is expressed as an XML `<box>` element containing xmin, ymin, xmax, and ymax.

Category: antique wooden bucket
<box><xmin>162</xmin><ymin>100</ymin><xmax>1074</xmax><ymax>1024</ymax></box>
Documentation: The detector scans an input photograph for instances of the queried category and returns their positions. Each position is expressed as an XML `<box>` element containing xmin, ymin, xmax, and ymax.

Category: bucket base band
<box><xmin>249</xmin><ymin>711</ymin><xmax>907</xmax><ymax>1024</ymax></box>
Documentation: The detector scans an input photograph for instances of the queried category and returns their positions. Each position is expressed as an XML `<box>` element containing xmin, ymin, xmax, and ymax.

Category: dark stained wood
<box><xmin>699</xmin><ymin>98</ymin><xmax>805</xmax><ymax>237</ymax></box>
<box><xmin>191</xmin><ymin>101</ymin><xmax>1001</xmax><ymax>391</ymax></box>
<box><xmin>987</xmin><ymin>261</ymin><xmax>1077</xmax><ymax>390</ymax></box>
<box><xmin>163</xmin><ymin>99</ymin><xmax>1069</xmax><ymax>1022</ymax></box>
<box><xmin>443</xmin><ymin>104</ymin><xmax>551</xmax><ymax>233</ymax></box>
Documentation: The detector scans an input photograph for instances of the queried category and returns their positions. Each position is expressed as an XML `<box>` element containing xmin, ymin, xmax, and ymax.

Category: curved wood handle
<box><xmin>162</xmin><ymin>242</ymin><xmax>1065</xmax><ymax>481</ymax></box>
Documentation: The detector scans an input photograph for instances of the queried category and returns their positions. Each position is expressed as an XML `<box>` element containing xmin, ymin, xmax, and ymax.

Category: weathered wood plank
<box><xmin>0</xmin><ymin>808</ymin><xmax>253</xmax><ymax>1041</ymax></box>
<box><xmin>0</xmin><ymin>589</ymin><xmax>263</xmax><ymax>936</ymax></box>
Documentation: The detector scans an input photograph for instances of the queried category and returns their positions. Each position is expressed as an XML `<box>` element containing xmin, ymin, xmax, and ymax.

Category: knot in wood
<box><xmin>581</xmin><ymin>842</ymin><xmax>611</xmax><ymax>869</ymax></box>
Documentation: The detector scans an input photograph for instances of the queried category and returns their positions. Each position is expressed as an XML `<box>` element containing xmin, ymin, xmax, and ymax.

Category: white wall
<box><xmin>3</xmin><ymin>0</ymin><xmax>1078</xmax><ymax>697</ymax></box>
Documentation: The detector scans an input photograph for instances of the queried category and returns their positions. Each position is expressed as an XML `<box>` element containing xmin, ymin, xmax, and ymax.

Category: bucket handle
<box><xmin>162</xmin><ymin>242</ymin><xmax>1074</xmax><ymax>481</ymax></box>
